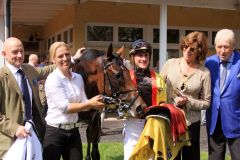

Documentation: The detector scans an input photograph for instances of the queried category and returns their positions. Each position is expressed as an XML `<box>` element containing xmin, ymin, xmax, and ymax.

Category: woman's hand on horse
<box><xmin>88</xmin><ymin>95</ymin><xmax>106</xmax><ymax>110</ymax></box>
<box><xmin>73</xmin><ymin>47</ymin><xmax>86</xmax><ymax>62</ymax></box>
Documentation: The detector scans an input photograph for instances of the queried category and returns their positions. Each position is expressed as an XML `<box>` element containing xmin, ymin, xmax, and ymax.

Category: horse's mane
<box><xmin>80</xmin><ymin>48</ymin><xmax>105</xmax><ymax>61</ymax></box>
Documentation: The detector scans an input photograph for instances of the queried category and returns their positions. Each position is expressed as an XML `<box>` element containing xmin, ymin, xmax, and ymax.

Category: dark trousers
<box><xmin>208</xmin><ymin>114</ymin><xmax>240</xmax><ymax>160</ymax></box>
<box><xmin>43</xmin><ymin>125</ymin><xmax>83</xmax><ymax>160</ymax></box>
<box><xmin>174</xmin><ymin>121</ymin><xmax>200</xmax><ymax>160</ymax></box>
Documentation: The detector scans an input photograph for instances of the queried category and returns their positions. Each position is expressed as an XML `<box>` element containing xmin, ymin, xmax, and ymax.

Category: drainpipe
<box><xmin>5</xmin><ymin>0</ymin><xmax>11</xmax><ymax>38</ymax></box>
<box><xmin>0</xmin><ymin>0</ymin><xmax>11</xmax><ymax>67</ymax></box>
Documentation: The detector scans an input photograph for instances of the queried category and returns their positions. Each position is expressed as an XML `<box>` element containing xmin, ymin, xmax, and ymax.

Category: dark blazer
<box><xmin>0</xmin><ymin>64</ymin><xmax>55</xmax><ymax>158</ymax></box>
<box><xmin>205</xmin><ymin>51</ymin><xmax>240</xmax><ymax>138</ymax></box>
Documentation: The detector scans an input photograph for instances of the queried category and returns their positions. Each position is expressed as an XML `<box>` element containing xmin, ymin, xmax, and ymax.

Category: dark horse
<box><xmin>73</xmin><ymin>44</ymin><xmax>147</xmax><ymax>160</ymax></box>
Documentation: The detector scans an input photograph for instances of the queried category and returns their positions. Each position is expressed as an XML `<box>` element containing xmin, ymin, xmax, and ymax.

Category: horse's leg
<box><xmin>91</xmin><ymin>143</ymin><xmax>100</xmax><ymax>160</ymax></box>
<box><xmin>90</xmin><ymin>112</ymin><xmax>101</xmax><ymax>160</ymax></box>
<box><xmin>85</xmin><ymin>125</ymin><xmax>92</xmax><ymax>160</ymax></box>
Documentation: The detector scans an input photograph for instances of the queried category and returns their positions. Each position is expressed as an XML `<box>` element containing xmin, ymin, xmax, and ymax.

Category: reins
<box><xmin>102</xmin><ymin>56</ymin><xmax>140</xmax><ymax>113</ymax></box>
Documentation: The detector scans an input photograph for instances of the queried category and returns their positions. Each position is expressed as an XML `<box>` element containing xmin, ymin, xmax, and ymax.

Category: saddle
<box><xmin>144</xmin><ymin>103</ymin><xmax>187</xmax><ymax>142</ymax></box>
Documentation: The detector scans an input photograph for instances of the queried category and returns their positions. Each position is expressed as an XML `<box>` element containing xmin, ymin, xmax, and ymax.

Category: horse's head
<box><xmin>99</xmin><ymin>44</ymin><xmax>147</xmax><ymax>118</ymax></box>
<box><xmin>73</xmin><ymin>45</ymin><xmax>147</xmax><ymax>118</ymax></box>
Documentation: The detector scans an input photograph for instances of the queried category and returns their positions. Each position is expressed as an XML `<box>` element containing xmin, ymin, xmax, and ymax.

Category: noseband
<box><xmin>102</xmin><ymin>56</ymin><xmax>140</xmax><ymax>113</ymax></box>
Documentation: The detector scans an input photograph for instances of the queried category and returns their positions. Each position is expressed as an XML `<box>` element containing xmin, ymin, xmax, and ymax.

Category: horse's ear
<box><xmin>107</xmin><ymin>43</ymin><xmax>113</xmax><ymax>60</ymax></box>
<box><xmin>116</xmin><ymin>44</ymin><xmax>125</xmax><ymax>59</ymax></box>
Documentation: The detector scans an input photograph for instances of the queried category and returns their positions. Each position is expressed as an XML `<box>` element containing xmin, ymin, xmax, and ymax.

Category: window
<box><xmin>118</xmin><ymin>27</ymin><xmax>143</xmax><ymax>42</ymax></box>
<box><xmin>52</xmin><ymin>37</ymin><xmax>55</xmax><ymax>43</ymax></box>
<box><xmin>167</xmin><ymin>29</ymin><xmax>179</xmax><ymax>44</ymax></box>
<box><xmin>212</xmin><ymin>31</ymin><xmax>217</xmax><ymax>45</ymax></box>
<box><xmin>48</xmin><ymin>38</ymin><xmax>51</xmax><ymax>50</ymax></box>
<box><xmin>63</xmin><ymin>30</ymin><xmax>68</xmax><ymax>43</ymax></box>
<box><xmin>87</xmin><ymin>25</ymin><xmax>113</xmax><ymax>41</ymax></box>
<box><xmin>152</xmin><ymin>28</ymin><xmax>179</xmax><ymax>44</ymax></box>
<box><xmin>152</xmin><ymin>49</ymin><xmax>180</xmax><ymax>67</ymax></box>
<box><xmin>152</xmin><ymin>49</ymin><xmax>160</xmax><ymax>68</ymax></box>
<box><xmin>153</xmin><ymin>28</ymin><xmax>159</xmax><ymax>43</ymax></box>
<box><xmin>23</xmin><ymin>41</ymin><xmax>39</xmax><ymax>52</ymax></box>
<box><xmin>168</xmin><ymin>49</ymin><xmax>180</xmax><ymax>59</ymax></box>
<box><xmin>69</xmin><ymin>28</ymin><xmax>73</xmax><ymax>43</ymax></box>
<box><xmin>57</xmin><ymin>34</ymin><xmax>61</xmax><ymax>41</ymax></box>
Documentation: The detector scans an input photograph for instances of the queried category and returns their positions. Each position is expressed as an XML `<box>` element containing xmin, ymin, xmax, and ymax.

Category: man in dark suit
<box><xmin>0</xmin><ymin>37</ymin><xmax>83</xmax><ymax>158</ymax></box>
<box><xmin>205</xmin><ymin>29</ymin><xmax>240</xmax><ymax>160</ymax></box>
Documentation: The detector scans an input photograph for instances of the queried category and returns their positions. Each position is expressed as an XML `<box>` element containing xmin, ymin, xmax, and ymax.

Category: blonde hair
<box><xmin>215</xmin><ymin>29</ymin><xmax>235</xmax><ymax>46</ymax></box>
<box><xmin>49</xmin><ymin>42</ymin><xmax>69</xmax><ymax>62</ymax></box>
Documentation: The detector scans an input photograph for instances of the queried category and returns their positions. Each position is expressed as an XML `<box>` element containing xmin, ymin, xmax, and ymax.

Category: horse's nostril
<box><xmin>136</xmin><ymin>105</ymin><xmax>143</xmax><ymax>115</ymax></box>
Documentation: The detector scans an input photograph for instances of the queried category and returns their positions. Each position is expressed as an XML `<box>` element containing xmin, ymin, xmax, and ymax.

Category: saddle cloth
<box><xmin>129</xmin><ymin>104</ymin><xmax>190</xmax><ymax>160</ymax></box>
<box><xmin>129</xmin><ymin>117</ymin><xmax>190</xmax><ymax>160</ymax></box>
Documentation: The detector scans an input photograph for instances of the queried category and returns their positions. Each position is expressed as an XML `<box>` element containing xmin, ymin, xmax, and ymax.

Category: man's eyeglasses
<box><xmin>182</xmin><ymin>44</ymin><xmax>198</xmax><ymax>53</ymax></box>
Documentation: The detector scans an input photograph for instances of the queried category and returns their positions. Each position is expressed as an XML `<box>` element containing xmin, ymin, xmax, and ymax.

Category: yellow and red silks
<box><xmin>129</xmin><ymin>69</ymin><xmax>167</xmax><ymax>105</ymax></box>
<box><xmin>129</xmin><ymin>104</ymin><xmax>191</xmax><ymax>160</ymax></box>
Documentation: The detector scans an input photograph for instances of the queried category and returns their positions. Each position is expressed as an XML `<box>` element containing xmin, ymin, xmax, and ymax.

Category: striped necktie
<box><xmin>220</xmin><ymin>61</ymin><xmax>228</xmax><ymax>90</ymax></box>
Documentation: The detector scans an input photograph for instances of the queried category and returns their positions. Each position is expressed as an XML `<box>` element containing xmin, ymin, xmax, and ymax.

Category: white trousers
<box><xmin>124</xmin><ymin>118</ymin><xmax>146</xmax><ymax>160</ymax></box>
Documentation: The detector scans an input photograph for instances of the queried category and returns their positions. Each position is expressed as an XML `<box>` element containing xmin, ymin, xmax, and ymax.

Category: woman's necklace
<box><xmin>179</xmin><ymin>59</ymin><xmax>198</xmax><ymax>92</ymax></box>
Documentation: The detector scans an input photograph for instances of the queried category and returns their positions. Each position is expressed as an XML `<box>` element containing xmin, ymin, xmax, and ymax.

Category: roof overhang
<box><xmin>11</xmin><ymin>0</ymin><xmax>79</xmax><ymax>26</ymax></box>
<box><xmin>94</xmin><ymin>0</ymin><xmax>240</xmax><ymax>10</ymax></box>
<box><xmin>2</xmin><ymin>0</ymin><xmax>240</xmax><ymax>26</ymax></box>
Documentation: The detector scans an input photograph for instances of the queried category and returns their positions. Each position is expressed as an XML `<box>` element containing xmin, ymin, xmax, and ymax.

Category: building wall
<box><xmin>73</xmin><ymin>2</ymin><xmax>240</xmax><ymax>49</ymax></box>
<box><xmin>12</xmin><ymin>2</ymin><xmax>240</xmax><ymax>59</ymax></box>
<box><xmin>75</xmin><ymin>2</ymin><xmax>160</xmax><ymax>51</ymax></box>
<box><xmin>43</xmin><ymin>4</ymin><xmax>75</xmax><ymax>38</ymax></box>
<box><xmin>168</xmin><ymin>6</ymin><xmax>240</xmax><ymax>29</ymax></box>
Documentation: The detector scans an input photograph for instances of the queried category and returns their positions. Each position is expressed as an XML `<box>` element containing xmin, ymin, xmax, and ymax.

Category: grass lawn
<box><xmin>82</xmin><ymin>142</ymin><xmax>231</xmax><ymax>160</ymax></box>
<box><xmin>83</xmin><ymin>142</ymin><xmax>123</xmax><ymax>160</ymax></box>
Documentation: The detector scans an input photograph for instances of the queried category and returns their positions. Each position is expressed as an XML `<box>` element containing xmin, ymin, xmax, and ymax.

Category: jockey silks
<box><xmin>129</xmin><ymin>69</ymin><xmax>166</xmax><ymax>106</ymax></box>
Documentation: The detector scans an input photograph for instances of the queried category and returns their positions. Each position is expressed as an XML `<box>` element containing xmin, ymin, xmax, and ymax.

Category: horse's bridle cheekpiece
<box><xmin>102</xmin><ymin>54</ymin><xmax>140</xmax><ymax>114</ymax></box>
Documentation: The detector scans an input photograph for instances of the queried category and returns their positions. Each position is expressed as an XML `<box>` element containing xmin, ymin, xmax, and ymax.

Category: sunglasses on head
<box><xmin>182</xmin><ymin>44</ymin><xmax>198</xmax><ymax>53</ymax></box>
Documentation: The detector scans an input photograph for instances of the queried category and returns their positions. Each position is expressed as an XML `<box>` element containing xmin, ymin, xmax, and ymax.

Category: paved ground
<box><xmin>79</xmin><ymin>113</ymin><xmax>209</xmax><ymax>151</ymax></box>
<box><xmin>79</xmin><ymin>113</ymin><xmax>125</xmax><ymax>143</ymax></box>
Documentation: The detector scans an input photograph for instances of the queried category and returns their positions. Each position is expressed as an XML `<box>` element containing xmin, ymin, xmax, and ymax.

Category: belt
<box><xmin>47</xmin><ymin>122</ymin><xmax>81</xmax><ymax>130</ymax></box>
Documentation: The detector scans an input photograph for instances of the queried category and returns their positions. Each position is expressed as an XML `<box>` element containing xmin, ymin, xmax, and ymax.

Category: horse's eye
<box><xmin>115</xmin><ymin>73</ymin><xmax>121</xmax><ymax>79</ymax></box>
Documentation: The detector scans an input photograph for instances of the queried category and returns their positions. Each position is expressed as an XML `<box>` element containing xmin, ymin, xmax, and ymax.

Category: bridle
<box><xmin>102</xmin><ymin>55</ymin><xmax>140</xmax><ymax>113</ymax></box>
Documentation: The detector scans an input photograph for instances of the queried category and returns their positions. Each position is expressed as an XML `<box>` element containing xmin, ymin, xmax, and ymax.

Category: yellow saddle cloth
<box><xmin>129</xmin><ymin>117</ymin><xmax>190</xmax><ymax>160</ymax></box>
